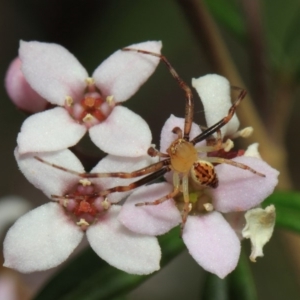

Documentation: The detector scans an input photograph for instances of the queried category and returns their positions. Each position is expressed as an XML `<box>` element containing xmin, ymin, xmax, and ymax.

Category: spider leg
<box><xmin>123</xmin><ymin>48</ymin><xmax>194</xmax><ymax>140</ymax></box>
<box><xmin>52</xmin><ymin>167</ymin><xmax>170</xmax><ymax>200</ymax></box>
<box><xmin>180</xmin><ymin>174</ymin><xmax>191</xmax><ymax>234</ymax></box>
<box><xmin>147</xmin><ymin>147</ymin><xmax>169</xmax><ymax>158</ymax></box>
<box><xmin>135</xmin><ymin>172</ymin><xmax>180</xmax><ymax>207</ymax></box>
<box><xmin>195</xmin><ymin>128</ymin><xmax>225</xmax><ymax>153</ymax></box>
<box><xmin>34</xmin><ymin>156</ymin><xmax>170</xmax><ymax>179</ymax></box>
<box><xmin>205</xmin><ymin>157</ymin><xmax>266</xmax><ymax>177</ymax></box>
<box><xmin>191</xmin><ymin>89</ymin><xmax>247</xmax><ymax>145</ymax></box>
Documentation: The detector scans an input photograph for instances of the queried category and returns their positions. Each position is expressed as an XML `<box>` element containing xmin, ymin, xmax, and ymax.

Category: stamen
<box><xmin>106</xmin><ymin>95</ymin><xmax>114</xmax><ymax>105</ymax></box>
<box><xmin>82</xmin><ymin>113</ymin><xmax>95</xmax><ymax>123</ymax></box>
<box><xmin>223</xmin><ymin>139</ymin><xmax>234</xmax><ymax>152</ymax></box>
<box><xmin>79</xmin><ymin>179</ymin><xmax>92</xmax><ymax>186</ymax></box>
<box><xmin>203</xmin><ymin>203</ymin><xmax>214</xmax><ymax>212</ymax></box>
<box><xmin>101</xmin><ymin>198</ymin><xmax>111</xmax><ymax>210</ymax></box>
<box><xmin>76</xmin><ymin>218</ymin><xmax>90</xmax><ymax>230</ymax></box>
<box><xmin>85</xmin><ymin>77</ymin><xmax>95</xmax><ymax>85</ymax></box>
<box><xmin>65</xmin><ymin>96</ymin><xmax>73</xmax><ymax>106</ymax></box>
<box><xmin>232</xmin><ymin>126</ymin><xmax>253</xmax><ymax>139</ymax></box>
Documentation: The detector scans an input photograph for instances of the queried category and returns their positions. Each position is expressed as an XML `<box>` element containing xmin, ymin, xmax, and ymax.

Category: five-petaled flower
<box><xmin>3</xmin><ymin>149</ymin><xmax>160</xmax><ymax>275</ymax></box>
<box><xmin>118</xmin><ymin>74</ymin><xmax>279</xmax><ymax>278</ymax></box>
<box><xmin>6</xmin><ymin>40</ymin><xmax>162</xmax><ymax>157</ymax></box>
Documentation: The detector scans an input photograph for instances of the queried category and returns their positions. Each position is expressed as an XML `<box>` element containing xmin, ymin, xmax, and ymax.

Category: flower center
<box><xmin>64</xmin><ymin>78</ymin><xmax>115</xmax><ymax>128</ymax></box>
<box><xmin>175</xmin><ymin>186</ymin><xmax>213</xmax><ymax>216</ymax></box>
<box><xmin>59</xmin><ymin>182</ymin><xmax>111</xmax><ymax>230</ymax></box>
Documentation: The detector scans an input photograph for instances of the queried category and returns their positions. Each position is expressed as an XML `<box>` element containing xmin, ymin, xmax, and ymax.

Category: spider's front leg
<box><xmin>122</xmin><ymin>47</ymin><xmax>194</xmax><ymax>140</ymax></box>
<box><xmin>191</xmin><ymin>88</ymin><xmax>247</xmax><ymax>145</ymax></box>
<box><xmin>135</xmin><ymin>172</ymin><xmax>181</xmax><ymax>208</ymax></box>
<box><xmin>34</xmin><ymin>155</ymin><xmax>169</xmax><ymax>179</ymax></box>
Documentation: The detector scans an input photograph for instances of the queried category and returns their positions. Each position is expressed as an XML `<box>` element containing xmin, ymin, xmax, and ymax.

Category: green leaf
<box><xmin>34</xmin><ymin>227</ymin><xmax>184</xmax><ymax>300</ymax></box>
<box><xmin>202</xmin><ymin>273</ymin><xmax>228</xmax><ymax>300</ymax></box>
<box><xmin>204</xmin><ymin>0</ymin><xmax>246</xmax><ymax>41</ymax></box>
<box><xmin>227</xmin><ymin>251</ymin><xmax>257</xmax><ymax>300</ymax></box>
<box><xmin>263</xmin><ymin>191</ymin><xmax>300</xmax><ymax>210</ymax></box>
<box><xmin>263</xmin><ymin>191</ymin><xmax>300</xmax><ymax>233</ymax></box>
<box><xmin>262</xmin><ymin>0</ymin><xmax>300</xmax><ymax>73</ymax></box>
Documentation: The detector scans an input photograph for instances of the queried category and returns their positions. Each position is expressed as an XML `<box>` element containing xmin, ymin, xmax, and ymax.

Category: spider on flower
<box><xmin>34</xmin><ymin>48</ymin><xmax>265</xmax><ymax>230</ymax></box>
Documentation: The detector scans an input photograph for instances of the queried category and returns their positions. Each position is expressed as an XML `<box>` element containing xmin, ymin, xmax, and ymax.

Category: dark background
<box><xmin>1</xmin><ymin>1</ymin><xmax>300</xmax><ymax>299</ymax></box>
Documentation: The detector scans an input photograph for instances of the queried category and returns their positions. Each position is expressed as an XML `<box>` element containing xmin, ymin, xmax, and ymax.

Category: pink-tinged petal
<box><xmin>19</xmin><ymin>41</ymin><xmax>88</xmax><ymax>105</ymax></box>
<box><xmin>17</xmin><ymin>107</ymin><xmax>86</xmax><ymax>154</ymax></box>
<box><xmin>0</xmin><ymin>196</ymin><xmax>31</xmax><ymax>236</ymax></box>
<box><xmin>86</xmin><ymin>206</ymin><xmax>161</xmax><ymax>275</ymax></box>
<box><xmin>89</xmin><ymin>106</ymin><xmax>151</xmax><ymax>156</ymax></box>
<box><xmin>119</xmin><ymin>183</ymin><xmax>181</xmax><ymax>235</ymax></box>
<box><xmin>192</xmin><ymin>74</ymin><xmax>240</xmax><ymax>137</ymax></box>
<box><xmin>91</xmin><ymin>154</ymin><xmax>158</xmax><ymax>203</ymax></box>
<box><xmin>182</xmin><ymin>212</ymin><xmax>240</xmax><ymax>278</ymax></box>
<box><xmin>93</xmin><ymin>41</ymin><xmax>162</xmax><ymax>103</ymax></box>
<box><xmin>3</xmin><ymin>202</ymin><xmax>84</xmax><ymax>273</ymax></box>
<box><xmin>15</xmin><ymin>149</ymin><xmax>84</xmax><ymax>199</ymax></box>
<box><xmin>160</xmin><ymin>115</ymin><xmax>203</xmax><ymax>153</ymax></box>
<box><xmin>5</xmin><ymin>57</ymin><xmax>48</xmax><ymax>113</ymax></box>
<box><xmin>212</xmin><ymin>156</ymin><xmax>279</xmax><ymax>213</ymax></box>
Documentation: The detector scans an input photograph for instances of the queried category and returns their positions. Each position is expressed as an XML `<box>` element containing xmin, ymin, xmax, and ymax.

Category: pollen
<box><xmin>203</xmin><ymin>203</ymin><xmax>214</xmax><ymax>211</ymax></box>
<box><xmin>76</xmin><ymin>218</ymin><xmax>90</xmax><ymax>227</ymax></box>
<box><xmin>65</xmin><ymin>96</ymin><xmax>73</xmax><ymax>106</ymax></box>
<box><xmin>106</xmin><ymin>95</ymin><xmax>114</xmax><ymax>105</ymax></box>
<box><xmin>79</xmin><ymin>179</ymin><xmax>92</xmax><ymax>186</ymax></box>
<box><xmin>85</xmin><ymin>77</ymin><xmax>95</xmax><ymax>85</ymax></box>
<box><xmin>82</xmin><ymin>113</ymin><xmax>95</xmax><ymax>123</ymax></box>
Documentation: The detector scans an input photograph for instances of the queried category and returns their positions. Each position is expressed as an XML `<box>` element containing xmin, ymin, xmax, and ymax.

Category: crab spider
<box><xmin>35</xmin><ymin>49</ymin><xmax>265</xmax><ymax>229</ymax></box>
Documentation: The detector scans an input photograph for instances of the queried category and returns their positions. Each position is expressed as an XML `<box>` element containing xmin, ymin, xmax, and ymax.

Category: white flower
<box><xmin>3</xmin><ymin>149</ymin><xmax>161</xmax><ymax>275</ymax></box>
<box><xmin>12</xmin><ymin>40</ymin><xmax>162</xmax><ymax>156</ymax></box>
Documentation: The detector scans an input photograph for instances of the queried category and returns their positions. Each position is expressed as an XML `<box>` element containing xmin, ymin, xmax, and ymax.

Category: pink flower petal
<box><xmin>19</xmin><ymin>41</ymin><xmax>88</xmax><ymax>105</ymax></box>
<box><xmin>160</xmin><ymin>115</ymin><xmax>203</xmax><ymax>154</ymax></box>
<box><xmin>89</xmin><ymin>106</ymin><xmax>151</xmax><ymax>156</ymax></box>
<box><xmin>192</xmin><ymin>74</ymin><xmax>240</xmax><ymax>137</ymax></box>
<box><xmin>212</xmin><ymin>156</ymin><xmax>279</xmax><ymax>213</ymax></box>
<box><xmin>15</xmin><ymin>149</ymin><xmax>85</xmax><ymax>199</ymax></box>
<box><xmin>182</xmin><ymin>212</ymin><xmax>240</xmax><ymax>278</ymax></box>
<box><xmin>93</xmin><ymin>41</ymin><xmax>162</xmax><ymax>103</ymax></box>
<box><xmin>17</xmin><ymin>107</ymin><xmax>86</xmax><ymax>154</ymax></box>
<box><xmin>3</xmin><ymin>202</ymin><xmax>84</xmax><ymax>273</ymax></box>
<box><xmin>119</xmin><ymin>183</ymin><xmax>181</xmax><ymax>235</ymax></box>
<box><xmin>5</xmin><ymin>57</ymin><xmax>48</xmax><ymax>113</ymax></box>
<box><xmin>86</xmin><ymin>206</ymin><xmax>161</xmax><ymax>275</ymax></box>
<box><xmin>91</xmin><ymin>154</ymin><xmax>158</xmax><ymax>203</ymax></box>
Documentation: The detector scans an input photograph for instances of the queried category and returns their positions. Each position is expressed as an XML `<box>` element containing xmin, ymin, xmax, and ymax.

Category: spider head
<box><xmin>167</xmin><ymin>138</ymin><xmax>198</xmax><ymax>173</ymax></box>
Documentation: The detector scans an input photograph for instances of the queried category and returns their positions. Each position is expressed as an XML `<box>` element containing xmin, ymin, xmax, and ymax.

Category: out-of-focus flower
<box><xmin>242</xmin><ymin>205</ymin><xmax>276</xmax><ymax>262</ymax></box>
<box><xmin>118</xmin><ymin>74</ymin><xmax>279</xmax><ymax>278</ymax></box>
<box><xmin>0</xmin><ymin>196</ymin><xmax>32</xmax><ymax>237</ymax></box>
<box><xmin>8</xmin><ymin>40</ymin><xmax>162</xmax><ymax>157</ymax></box>
<box><xmin>3</xmin><ymin>149</ymin><xmax>160</xmax><ymax>275</ymax></box>
<box><xmin>5</xmin><ymin>58</ymin><xmax>48</xmax><ymax>113</ymax></box>
<box><xmin>0</xmin><ymin>196</ymin><xmax>32</xmax><ymax>300</ymax></box>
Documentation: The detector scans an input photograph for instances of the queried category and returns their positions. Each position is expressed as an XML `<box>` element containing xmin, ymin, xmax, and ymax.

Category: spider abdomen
<box><xmin>191</xmin><ymin>160</ymin><xmax>218</xmax><ymax>188</ymax></box>
<box><xmin>167</xmin><ymin>139</ymin><xmax>198</xmax><ymax>173</ymax></box>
